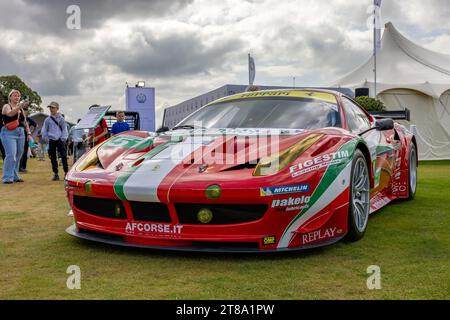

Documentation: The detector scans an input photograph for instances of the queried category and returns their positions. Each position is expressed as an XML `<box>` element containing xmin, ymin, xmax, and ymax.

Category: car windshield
<box><xmin>176</xmin><ymin>97</ymin><xmax>341</xmax><ymax>130</ymax></box>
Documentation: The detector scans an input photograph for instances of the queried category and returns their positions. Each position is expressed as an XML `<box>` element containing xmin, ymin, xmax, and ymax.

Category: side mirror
<box><xmin>375</xmin><ymin>118</ymin><xmax>394</xmax><ymax>131</ymax></box>
<box><xmin>156</xmin><ymin>126</ymin><xmax>169</xmax><ymax>133</ymax></box>
<box><xmin>359</xmin><ymin>118</ymin><xmax>394</xmax><ymax>136</ymax></box>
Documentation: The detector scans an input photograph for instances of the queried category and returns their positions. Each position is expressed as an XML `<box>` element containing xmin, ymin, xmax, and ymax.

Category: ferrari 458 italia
<box><xmin>65</xmin><ymin>89</ymin><xmax>417</xmax><ymax>252</ymax></box>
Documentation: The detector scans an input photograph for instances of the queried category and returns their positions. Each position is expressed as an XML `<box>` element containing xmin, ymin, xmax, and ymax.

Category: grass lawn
<box><xmin>0</xmin><ymin>158</ymin><xmax>449</xmax><ymax>299</ymax></box>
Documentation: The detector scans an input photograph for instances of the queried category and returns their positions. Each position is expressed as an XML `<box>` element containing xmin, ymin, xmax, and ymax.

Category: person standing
<box><xmin>94</xmin><ymin>116</ymin><xmax>108</xmax><ymax>145</ymax></box>
<box><xmin>19</xmin><ymin>107</ymin><xmax>37</xmax><ymax>173</ymax></box>
<box><xmin>111</xmin><ymin>111</ymin><xmax>130</xmax><ymax>135</ymax></box>
<box><xmin>88</xmin><ymin>105</ymin><xmax>109</xmax><ymax>146</ymax></box>
<box><xmin>36</xmin><ymin>130</ymin><xmax>47</xmax><ymax>161</ymax></box>
<box><xmin>0</xmin><ymin>89</ymin><xmax>33</xmax><ymax>184</ymax></box>
<box><xmin>41</xmin><ymin>101</ymin><xmax>68</xmax><ymax>181</ymax></box>
<box><xmin>69</xmin><ymin>119</ymin><xmax>88</xmax><ymax>163</ymax></box>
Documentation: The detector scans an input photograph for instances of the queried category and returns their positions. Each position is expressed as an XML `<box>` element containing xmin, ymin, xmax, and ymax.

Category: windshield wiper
<box><xmin>171</xmin><ymin>124</ymin><xmax>204</xmax><ymax>131</ymax></box>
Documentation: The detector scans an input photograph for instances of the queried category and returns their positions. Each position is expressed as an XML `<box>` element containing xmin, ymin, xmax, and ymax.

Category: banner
<box><xmin>126</xmin><ymin>87</ymin><xmax>156</xmax><ymax>132</ymax></box>
<box><xmin>374</xmin><ymin>0</ymin><xmax>382</xmax><ymax>54</ymax></box>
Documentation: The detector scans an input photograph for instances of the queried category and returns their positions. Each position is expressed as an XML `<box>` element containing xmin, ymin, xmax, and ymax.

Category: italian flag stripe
<box><xmin>278</xmin><ymin>139</ymin><xmax>360</xmax><ymax>248</ymax></box>
<box><xmin>113</xmin><ymin>141</ymin><xmax>175</xmax><ymax>200</ymax></box>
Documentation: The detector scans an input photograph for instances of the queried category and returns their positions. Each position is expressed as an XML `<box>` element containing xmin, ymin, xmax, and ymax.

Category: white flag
<box><xmin>374</xmin><ymin>0</ymin><xmax>382</xmax><ymax>54</ymax></box>
<box><xmin>248</xmin><ymin>54</ymin><xmax>255</xmax><ymax>85</ymax></box>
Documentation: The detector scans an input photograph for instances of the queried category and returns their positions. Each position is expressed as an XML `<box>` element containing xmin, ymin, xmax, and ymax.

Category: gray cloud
<box><xmin>0</xmin><ymin>44</ymin><xmax>90</xmax><ymax>96</ymax></box>
<box><xmin>0</xmin><ymin>0</ymin><xmax>449</xmax><ymax>124</ymax></box>
<box><xmin>0</xmin><ymin>0</ymin><xmax>193</xmax><ymax>37</ymax></box>
<box><xmin>100</xmin><ymin>28</ymin><xmax>243</xmax><ymax>77</ymax></box>
<box><xmin>383</xmin><ymin>0</ymin><xmax>450</xmax><ymax>33</ymax></box>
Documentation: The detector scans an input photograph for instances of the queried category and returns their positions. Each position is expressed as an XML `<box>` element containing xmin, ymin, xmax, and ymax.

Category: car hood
<box><xmin>94</xmin><ymin>128</ymin><xmax>327</xmax><ymax>174</ymax></box>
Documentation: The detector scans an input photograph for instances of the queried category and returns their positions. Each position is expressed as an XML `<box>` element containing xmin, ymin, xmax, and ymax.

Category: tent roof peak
<box><xmin>331</xmin><ymin>22</ymin><xmax>450</xmax><ymax>92</ymax></box>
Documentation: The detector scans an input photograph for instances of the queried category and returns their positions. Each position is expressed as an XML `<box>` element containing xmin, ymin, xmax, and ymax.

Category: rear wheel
<box><xmin>407</xmin><ymin>143</ymin><xmax>417</xmax><ymax>200</ymax></box>
<box><xmin>346</xmin><ymin>150</ymin><xmax>370</xmax><ymax>242</ymax></box>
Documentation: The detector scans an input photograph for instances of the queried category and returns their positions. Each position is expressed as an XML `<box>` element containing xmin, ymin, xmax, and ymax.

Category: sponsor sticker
<box><xmin>290</xmin><ymin>150</ymin><xmax>350</xmax><ymax>178</ymax></box>
<box><xmin>392</xmin><ymin>182</ymin><xmax>407</xmax><ymax>193</ymax></box>
<box><xmin>125</xmin><ymin>222</ymin><xmax>183</xmax><ymax>235</ymax></box>
<box><xmin>302</xmin><ymin>227</ymin><xmax>343</xmax><ymax>245</ymax></box>
<box><xmin>263</xmin><ymin>236</ymin><xmax>276</xmax><ymax>245</ymax></box>
<box><xmin>285</xmin><ymin>205</ymin><xmax>309</xmax><ymax>212</ymax></box>
<box><xmin>271</xmin><ymin>196</ymin><xmax>310</xmax><ymax>208</ymax></box>
<box><xmin>240</xmin><ymin>91</ymin><xmax>291</xmax><ymax>98</ymax></box>
<box><xmin>260</xmin><ymin>183</ymin><xmax>310</xmax><ymax>197</ymax></box>
<box><xmin>370</xmin><ymin>192</ymin><xmax>391</xmax><ymax>211</ymax></box>
<box><xmin>105</xmin><ymin>135</ymin><xmax>144</xmax><ymax>149</ymax></box>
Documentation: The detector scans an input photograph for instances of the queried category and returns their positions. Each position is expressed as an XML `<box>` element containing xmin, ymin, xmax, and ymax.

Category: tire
<box><xmin>346</xmin><ymin>149</ymin><xmax>370</xmax><ymax>242</ymax></box>
<box><xmin>407</xmin><ymin>143</ymin><xmax>418</xmax><ymax>200</ymax></box>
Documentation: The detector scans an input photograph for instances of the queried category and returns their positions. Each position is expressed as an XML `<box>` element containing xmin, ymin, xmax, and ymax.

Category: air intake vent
<box><xmin>130</xmin><ymin>202</ymin><xmax>171</xmax><ymax>222</ymax></box>
<box><xmin>73</xmin><ymin>196</ymin><xmax>127</xmax><ymax>220</ymax></box>
<box><xmin>175</xmin><ymin>203</ymin><xmax>267</xmax><ymax>225</ymax></box>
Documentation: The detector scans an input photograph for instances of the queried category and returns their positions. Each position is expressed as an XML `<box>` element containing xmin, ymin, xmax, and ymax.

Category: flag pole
<box><xmin>373</xmin><ymin>5</ymin><xmax>377</xmax><ymax>99</ymax></box>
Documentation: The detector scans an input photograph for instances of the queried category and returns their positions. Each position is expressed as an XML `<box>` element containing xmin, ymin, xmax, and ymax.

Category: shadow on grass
<box><xmin>368</xmin><ymin>197</ymin><xmax>418</xmax><ymax>222</ymax></box>
<box><xmin>67</xmin><ymin>235</ymin><xmax>336</xmax><ymax>262</ymax></box>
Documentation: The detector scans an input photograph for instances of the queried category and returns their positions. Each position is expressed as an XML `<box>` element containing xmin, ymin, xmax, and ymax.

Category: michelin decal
<box><xmin>260</xmin><ymin>183</ymin><xmax>310</xmax><ymax>196</ymax></box>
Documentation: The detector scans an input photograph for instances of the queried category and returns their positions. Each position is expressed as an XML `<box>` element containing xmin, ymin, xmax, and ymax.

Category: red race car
<box><xmin>65</xmin><ymin>89</ymin><xmax>417</xmax><ymax>252</ymax></box>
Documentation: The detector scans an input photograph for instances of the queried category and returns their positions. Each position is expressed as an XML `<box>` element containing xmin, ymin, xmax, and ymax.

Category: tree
<box><xmin>355</xmin><ymin>96</ymin><xmax>386</xmax><ymax>112</ymax></box>
<box><xmin>0</xmin><ymin>75</ymin><xmax>43</xmax><ymax>113</ymax></box>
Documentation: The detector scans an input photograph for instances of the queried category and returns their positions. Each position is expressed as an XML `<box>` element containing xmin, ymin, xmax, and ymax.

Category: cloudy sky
<box><xmin>1</xmin><ymin>0</ymin><xmax>450</xmax><ymax>125</ymax></box>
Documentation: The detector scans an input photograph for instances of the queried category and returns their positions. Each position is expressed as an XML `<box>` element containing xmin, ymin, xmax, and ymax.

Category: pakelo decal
<box><xmin>271</xmin><ymin>196</ymin><xmax>311</xmax><ymax>208</ymax></box>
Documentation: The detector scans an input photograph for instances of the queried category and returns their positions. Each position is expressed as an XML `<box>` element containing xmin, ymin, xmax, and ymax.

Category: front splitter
<box><xmin>66</xmin><ymin>224</ymin><xmax>344</xmax><ymax>253</ymax></box>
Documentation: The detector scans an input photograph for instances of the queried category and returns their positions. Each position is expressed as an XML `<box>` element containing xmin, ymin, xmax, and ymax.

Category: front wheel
<box><xmin>346</xmin><ymin>150</ymin><xmax>370</xmax><ymax>242</ymax></box>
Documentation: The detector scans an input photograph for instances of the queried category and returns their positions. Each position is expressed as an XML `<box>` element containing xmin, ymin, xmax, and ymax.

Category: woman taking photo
<box><xmin>1</xmin><ymin>89</ymin><xmax>33</xmax><ymax>184</ymax></box>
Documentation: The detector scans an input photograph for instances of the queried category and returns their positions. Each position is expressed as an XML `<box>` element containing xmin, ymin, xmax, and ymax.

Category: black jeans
<box><xmin>48</xmin><ymin>139</ymin><xmax>68</xmax><ymax>175</ymax></box>
<box><xmin>20</xmin><ymin>139</ymin><xmax>29</xmax><ymax>170</ymax></box>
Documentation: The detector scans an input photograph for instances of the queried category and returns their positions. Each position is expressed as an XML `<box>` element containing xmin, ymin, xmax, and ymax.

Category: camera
<box><xmin>21</xmin><ymin>95</ymin><xmax>30</xmax><ymax>110</ymax></box>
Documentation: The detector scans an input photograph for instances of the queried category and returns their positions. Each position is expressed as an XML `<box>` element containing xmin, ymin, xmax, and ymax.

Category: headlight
<box><xmin>197</xmin><ymin>208</ymin><xmax>213</xmax><ymax>224</ymax></box>
<box><xmin>253</xmin><ymin>134</ymin><xmax>323</xmax><ymax>176</ymax></box>
<box><xmin>75</xmin><ymin>142</ymin><xmax>104</xmax><ymax>171</ymax></box>
<box><xmin>205</xmin><ymin>184</ymin><xmax>222</xmax><ymax>200</ymax></box>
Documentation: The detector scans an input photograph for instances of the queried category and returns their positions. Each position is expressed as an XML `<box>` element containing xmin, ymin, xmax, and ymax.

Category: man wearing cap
<box><xmin>41</xmin><ymin>101</ymin><xmax>69</xmax><ymax>181</ymax></box>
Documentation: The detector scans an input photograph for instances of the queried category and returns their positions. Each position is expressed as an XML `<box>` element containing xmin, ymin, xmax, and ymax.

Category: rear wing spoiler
<box><xmin>368</xmin><ymin>108</ymin><xmax>410</xmax><ymax>121</ymax></box>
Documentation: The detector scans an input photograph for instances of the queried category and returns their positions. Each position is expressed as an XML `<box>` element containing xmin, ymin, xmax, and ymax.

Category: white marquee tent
<box><xmin>332</xmin><ymin>22</ymin><xmax>450</xmax><ymax>160</ymax></box>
